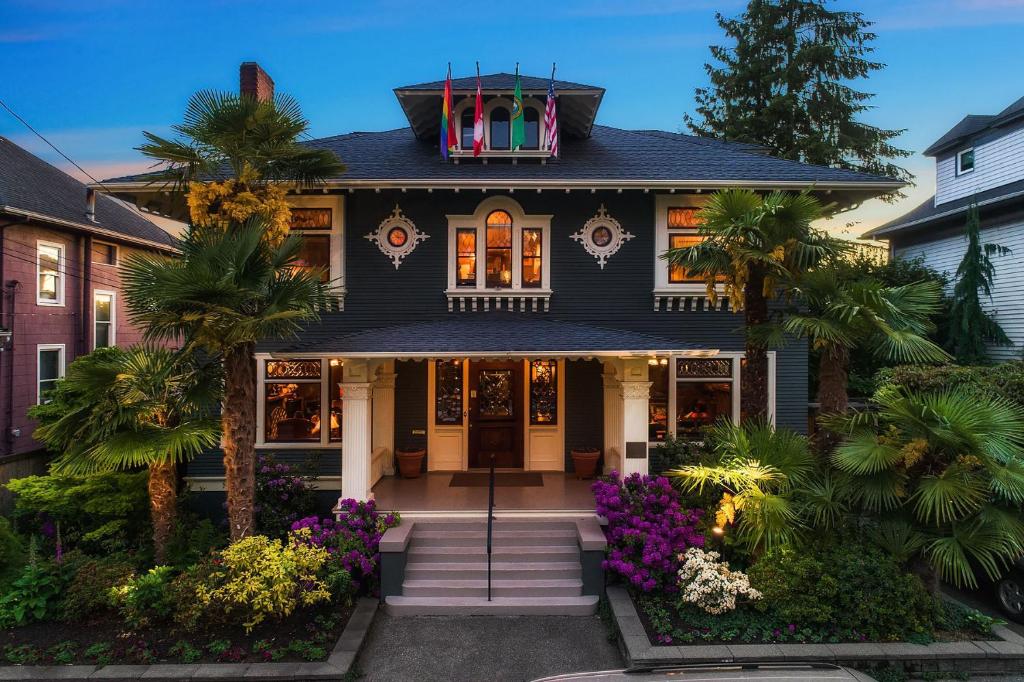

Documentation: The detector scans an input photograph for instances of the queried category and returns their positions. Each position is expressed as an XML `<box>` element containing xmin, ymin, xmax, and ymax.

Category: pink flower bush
<box><xmin>593</xmin><ymin>471</ymin><xmax>704</xmax><ymax>592</ymax></box>
<box><xmin>291</xmin><ymin>498</ymin><xmax>399</xmax><ymax>594</ymax></box>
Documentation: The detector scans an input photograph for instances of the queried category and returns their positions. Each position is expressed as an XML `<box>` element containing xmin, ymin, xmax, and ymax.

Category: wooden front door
<box><xmin>468</xmin><ymin>361</ymin><xmax>523</xmax><ymax>468</ymax></box>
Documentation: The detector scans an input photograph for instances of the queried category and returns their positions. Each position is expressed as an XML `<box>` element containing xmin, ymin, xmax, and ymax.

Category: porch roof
<box><xmin>264</xmin><ymin>315</ymin><xmax>716</xmax><ymax>359</ymax></box>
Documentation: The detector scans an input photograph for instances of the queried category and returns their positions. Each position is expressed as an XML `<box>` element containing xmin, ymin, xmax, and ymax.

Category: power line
<box><xmin>1</xmin><ymin>241</ymin><xmax>151</xmax><ymax>292</ymax></box>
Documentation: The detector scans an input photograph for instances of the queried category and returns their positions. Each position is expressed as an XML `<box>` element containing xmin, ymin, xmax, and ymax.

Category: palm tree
<box><xmin>138</xmin><ymin>89</ymin><xmax>344</xmax><ymax>239</ymax></box>
<box><xmin>664</xmin><ymin>190</ymin><xmax>843</xmax><ymax>419</ymax></box>
<box><xmin>669</xmin><ymin>420</ymin><xmax>846</xmax><ymax>553</ymax></box>
<box><xmin>825</xmin><ymin>387</ymin><xmax>1024</xmax><ymax>591</ymax></box>
<box><xmin>28</xmin><ymin>346</ymin><xmax>220</xmax><ymax>562</ymax></box>
<box><xmin>783</xmin><ymin>270</ymin><xmax>950</xmax><ymax>416</ymax></box>
<box><xmin>122</xmin><ymin>219</ymin><xmax>335</xmax><ymax>541</ymax></box>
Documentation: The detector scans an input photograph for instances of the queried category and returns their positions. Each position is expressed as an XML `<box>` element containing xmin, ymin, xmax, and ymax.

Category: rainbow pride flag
<box><xmin>441</xmin><ymin>65</ymin><xmax>456</xmax><ymax>160</ymax></box>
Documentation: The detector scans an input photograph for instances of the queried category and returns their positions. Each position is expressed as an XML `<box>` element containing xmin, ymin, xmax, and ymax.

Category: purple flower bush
<box><xmin>255</xmin><ymin>455</ymin><xmax>318</xmax><ymax>538</ymax></box>
<box><xmin>290</xmin><ymin>498</ymin><xmax>400</xmax><ymax>595</ymax></box>
<box><xmin>593</xmin><ymin>471</ymin><xmax>704</xmax><ymax>592</ymax></box>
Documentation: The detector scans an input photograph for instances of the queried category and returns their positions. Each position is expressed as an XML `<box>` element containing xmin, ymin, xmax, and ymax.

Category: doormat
<box><xmin>449</xmin><ymin>472</ymin><xmax>544</xmax><ymax>487</ymax></box>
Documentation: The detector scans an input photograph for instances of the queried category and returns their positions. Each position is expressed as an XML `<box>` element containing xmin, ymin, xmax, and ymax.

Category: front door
<box><xmin>468</xmin><ymin>361</ymin><xmax>523</xmax><ymax>468</ymax></box>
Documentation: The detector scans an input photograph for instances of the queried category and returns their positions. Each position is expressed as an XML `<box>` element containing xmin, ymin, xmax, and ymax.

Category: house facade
<box><xmin>0</xmin><ymin>137</ymin><xmax>177</xmax><ymax>479</ymax></box>
<box><xmin>866</xmin><ymin>94</ymin><xmax>1024</xmax><ymax>361</ymax></box>
<box><xmin>103</xmin><ymin>64</ymin><xmax>901</xmax><ymax>511</ymax></box>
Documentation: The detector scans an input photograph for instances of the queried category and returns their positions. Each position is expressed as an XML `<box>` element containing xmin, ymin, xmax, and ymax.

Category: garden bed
<box><xmin>0</xmin><ymin>603</ymin><xmax>354</xmax><ymax>666</ymax></box>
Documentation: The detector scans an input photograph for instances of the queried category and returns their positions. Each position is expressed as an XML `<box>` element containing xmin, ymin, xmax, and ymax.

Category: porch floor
<box><xmin>371</xmin><ymin>472</ymin><xmax>597</xmax><ymax>513</ymax></box>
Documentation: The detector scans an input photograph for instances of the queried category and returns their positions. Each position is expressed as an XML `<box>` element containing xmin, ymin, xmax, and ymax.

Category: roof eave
<box><xmin>862</xmin><ymin>187</ymin><xmax>1024</xmax><ymax>239</ymax></box>
<box><xmin>0</xmin><ymin>205</ymin><xmax>178</xmax><ymax>252</ymax></box>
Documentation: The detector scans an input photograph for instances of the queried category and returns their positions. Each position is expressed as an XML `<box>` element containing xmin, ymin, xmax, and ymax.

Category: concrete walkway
<box><xmin>354</xmin><ymin>611</ymin><xmax>623</xmax><ymax>681</ymax></box>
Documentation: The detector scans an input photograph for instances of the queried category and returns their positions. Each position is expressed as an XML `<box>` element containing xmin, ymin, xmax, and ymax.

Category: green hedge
<box><xmin>876</xmin><ymin>362</ymin><xmax>1024</xmax><ymax>407</ymax></box>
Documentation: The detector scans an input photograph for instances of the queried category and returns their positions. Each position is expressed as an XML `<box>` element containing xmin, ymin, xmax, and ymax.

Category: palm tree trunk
<box><xmin>223</xmin><ymin>341</ymin><xmax>257</xmax><ymax>541</ymax></box>
<box><xmin>148</xmin><ymin>460</ymin><xmax>177</xmax><ymax>564</ymax></box>
<box><xmin>817</xmin><ymin>346</ymin><xmax>849</xmax><ymax>416</ymax></box>
<box><xmin>742</xmin><ymin>272</ymin><xmax>770</xmax><ymax>421</ymax></box>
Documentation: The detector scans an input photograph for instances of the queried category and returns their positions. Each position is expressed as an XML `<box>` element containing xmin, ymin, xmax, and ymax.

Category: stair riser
<box><xmin>405</xmin><ymin>567</ymin><xmax>582</xmax><ymax>580</ymax></box>
<box><xmin>403</xmin><ymin>585</ymin><xmax>583</xmax><ymax>598</ymax></box>
<box><xmin>407</xmin><ymin>550</ymin><xmax>579</xmax><ymax>563</ymax></box>
<box><xmin>385</xmin><ymin>599</ymin><xmax>599</xmax><ymax>617</ymax></box>
<box><xmin>413</xmin><ymin>522</ymin><xmax>578</xmax><ymax>532</ymax></box>
<box><xmin>410</xmin><ymin>535</ymin><xmax>577</xmax><ymax>547</ymax></box>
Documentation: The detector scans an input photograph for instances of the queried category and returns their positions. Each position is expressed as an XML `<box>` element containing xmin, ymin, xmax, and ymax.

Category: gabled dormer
<box><xmin>393</xmin><ymin>72</ymin><xmax>604</xmax><ymax>160</ymax></box>
<box><xmin>925</xmin><ymin>95</ymin><xmax>1024</xmax><ymax>206</ymax></box>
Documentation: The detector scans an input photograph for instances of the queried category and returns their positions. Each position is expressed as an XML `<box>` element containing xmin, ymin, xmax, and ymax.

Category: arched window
<box><xmin>490</xmin><ymin>107</ymin><xmax>510</xmax><ymax>150</ymax></box>
<box><xmin>460</xmin><ymin>108</ymin><xmax>475</xmax><ymax>150</ymax></box>
<box><xmin>523</xmin><ymin>107</ymin><xmax>540</xmax><ymax>150</ymax></box>
<box><xmin>485</xmin><ymin>210</ymin><xmax>513</xmax><ymax>288</ymax></box>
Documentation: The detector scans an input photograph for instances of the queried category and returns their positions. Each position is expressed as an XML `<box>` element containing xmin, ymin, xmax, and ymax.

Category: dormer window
<box><xmin>460</xmin><ymin>108</ymin><xmax>475</xmax><ymax>149</ymax></box>
<box><xmin>490</xmin><ymin>107</ymin><xmax>511</xmax><ymax>150</ymax></box>
<box><xmin>452</xmin><ymin>95</ymin><xmax>549</xmax><ymax>155</ymax></box>
<box><xmin>957</xmin><ymin>148</ymin><xmax>975</xmax><ymax>175</ymax></box>
<box><xmin>523</xmin><ymin>108</ymin><xmax>540</xmax><ymax>150</ymax></box>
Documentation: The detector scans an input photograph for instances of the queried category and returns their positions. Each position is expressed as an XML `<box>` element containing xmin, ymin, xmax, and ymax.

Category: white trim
<box><xmin>445</xmin><ymin>196</ymin><xmax>553</xmax><ymax>299</ymax></box>
<box><xmin>185</xmin><ymin>476</ymin><xmax>342</xmax><ymax>492</ymax></box>
<box><xmin>364</xmin><ymin>204</ymin><xmax>429</xmax><ymax>268</ymax></box>
<box><xmin>36</xmin><ymin>240</ymin><xmax>65</xmax><ymax>307</ymax></box>
<box><xmin>255</xmin><ymin>357</ymin><xmax>344</xmax><ymax>449</ymax></box>
<box><xmin>653</xmin><ymin>194</ymin><xmax>723</xmax><ymax>296</ymax></box>
<box><xmin>262</xmin><ymin>348</ymin><xmax>720</xmax><ymax>360</ymax></box>
<box><xmin>455</xmin><ymin>96</ymin><xmax>548</xmax><ymax>152</ymax></box>
<box><xmin>92</xmin><ymin>289</ymin><xmax>116</xmax><ymax>349</ymax></box>
<box><xmin>36</xmin><ymin>344</ymin><xmax>65</xmax><ymax>405</ymax></box>
<box><xmin>956</xmin><ymin>148</ymin><xmax>975</xmax><ymax>176</ymax></box>
<box><xmin>287</xmin><ymin>196</ymin><xmax>346</xmax><ymax>304</ymax></box>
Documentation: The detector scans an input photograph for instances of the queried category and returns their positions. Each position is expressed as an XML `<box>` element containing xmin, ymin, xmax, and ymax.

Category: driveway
<box><xmin>353</xmin><ymin>611</ymin><xmax>624</xmax><ymax>681</ymax></box>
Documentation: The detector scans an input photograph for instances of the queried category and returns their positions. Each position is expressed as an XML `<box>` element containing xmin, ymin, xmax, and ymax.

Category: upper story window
<box><xmin>94</xmin><ymin>291</ymin><xmax>115</xmax><ymax>349</ymax></box>
<box><xmin>523</xmin><ymin>108</ymin><xmax>540</xmax><ymax>150</ymax></box>
<box><xmin>37</xmin><ymin>241</ymin><xmax>64</xmax><ymax>306</ymax></box>
<box><xmin>957</xmin><ymin>148</ymin><xmax>975</xmax><ymax>175</ymax></box>
<box><xmin>455</xmin><ymin>97</ymin><xmax>549</xmax><ymax>155</ymax></box>
<box><xmin>285</xmin><ymin>198</ymin><xmax>345</xmax><ymax>304</ymax></box>
<box><xmin>92</xmin><ymin>242</ymin><xmax>118</xmax><ymax>266</ymax></box>
<box><xmin>654</xmin><ymin>194</ymin><xmax>722</xmax><ymax>295</ymax></box>
<box><xmin>37</xmin><ymin>344</ymin><xmax>65</xmax><ymax>404</ymax></box>
<box><xmin>490</xmin><ymin>107</ymin><xmax>511</xmax><ymax>150</ymax></box>
<box><xmin>666</xmin><ymin>207</ymin><xmax>704</xmax><ymax>284</ymax></box>
<box><xmin>461</xmin><ymin>108</ymin><xmax>475</xmax><ymax>149</ymax></box>
<box><xmin>446</xmin><ymin>197</ymin><xmax>552</xmax><ymax>307</ymax></box>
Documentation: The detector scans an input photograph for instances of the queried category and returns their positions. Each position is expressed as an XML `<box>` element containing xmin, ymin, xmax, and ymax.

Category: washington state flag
<box><xmin>511</xmin><ymin>71</ymin><xmax>525</xmax><ymax>150</ymax></box>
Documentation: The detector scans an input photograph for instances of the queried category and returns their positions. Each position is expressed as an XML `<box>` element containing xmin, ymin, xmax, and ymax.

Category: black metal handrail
<box><xmin>487</xmin><ymin>453</ymin><xmax>496</xmax><ymax>601</ymax></box>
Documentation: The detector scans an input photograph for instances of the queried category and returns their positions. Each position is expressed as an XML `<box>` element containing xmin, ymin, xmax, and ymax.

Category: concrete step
<box><xmin>410</xmin><ymin>529</ymin><xmax>578</xmax><ymax>547</ymax></box>
<box><xmin>404</xmin><ymin>561</ymin><xmax>583</xmax><ymax>581</ymax></box>
<box><xmin>385</xmin><ymin>595</ymin><xmax>599</xmax><ymax>616</ymax></box>
<box><xmin>406</xmin><ymin>545</ymin><xmax>580</xmax><ymax>564</ymax></box>
<box><xmin>402</xmin><ymin>578</ymin><xmax>583</xmax><ymax>598</ymax></box>
<box><xmin>412</xmin><ymin>520</ymin><xmax>578</xmax><ymax>532</ymax></box>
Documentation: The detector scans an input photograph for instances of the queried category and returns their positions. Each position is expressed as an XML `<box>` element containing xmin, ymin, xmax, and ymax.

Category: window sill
<box><xmin>450</xmin><ymin>149</ymin><xmax>552</xmax><ymax>162</ymax></box>
<box><xmin>446</xmin><ymin>288</ymin><xmax>552</xmax><ymax>312</ymax></box>
<box><xmin>653</xmin><ymin>288</ymin><xmax>729</xmax><ymax>312</ymax></box>
<box><xmin>36</xmin><ymin>299</ymin><xmax>65</xmax><ymax>307</ymax></box>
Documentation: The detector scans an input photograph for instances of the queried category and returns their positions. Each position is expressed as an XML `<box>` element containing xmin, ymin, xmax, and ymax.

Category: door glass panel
<box><xmin>478</xmin><ymin>370</ymin><xmax>513</xmax><ymax>417</ymax></box>
<box><xmin>435</xmin><ymin>360</ymin><xmax>464</xmax><ymax>424</ymax></box>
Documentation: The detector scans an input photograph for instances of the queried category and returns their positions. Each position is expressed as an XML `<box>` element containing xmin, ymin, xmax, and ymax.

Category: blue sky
<box><xmin>1</xmin><ymin>0</ymin><xmax>1022</xmax><ymax>236</ymax></box>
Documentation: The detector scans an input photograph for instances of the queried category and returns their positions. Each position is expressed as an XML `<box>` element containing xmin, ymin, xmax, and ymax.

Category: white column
<box><xmin>372</xmin><ymin>360</ymin><xmax>396</xmax><ymax>477</ymax></box>
<box><xmin>602</xmin><ymin>361</ymin><xmax>624</xmax><ymax>475</ymax></box>
<box><xmin>341</xmin><ymin>359</ymin><xmax>373</xmax><ymax>501</ymax></box>
<box><xmin>619</xmin><ymin>358</ymin><xmax>651</xmax><ymax>478</ymax></box>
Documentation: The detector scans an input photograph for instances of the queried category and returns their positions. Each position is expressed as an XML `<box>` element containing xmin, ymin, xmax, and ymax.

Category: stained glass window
<box><xmin>676</xmin><ymin>359</ymin><xmax>733</xmax><ymax>379</ymax></box>
<box><xmin>648</xmin><ymin>361</ymin><xmax>669</xmax><ymax>442</ymax></box>
<box><xmin>289</xmin><ymin>208</ymin><xmax>332</xmax><ymax>230</ymax></box>
<box><xmin>522</xmin><ymin>228</ymin><xmax>542</xmax><ymax>288</ymax></box>
<box><xmin>435</xmin><ymin>360</ymin><xmax>463</xmax><ymax>425</ymax></box>
<box><xmin>479</xmin><ymin>369</ymin><xmax>513</xmax><ymax>417</ymax></box>
<box><xmin>266</xmin><ymin>360</ymin><xmax>322</xmax><ymax>379</ymax></box>
<box><xmin>456</xmin><ymin>228</ymin><xmax>476</xmax><ymax>286</ymax></box>
<box><xmin>486</xmin><ymin>211</ymin><xmax>513</xmax><ymax>288</ymax></box>
<box><xmin>529</xmin><ymin>360</ymin><xmax>557</xmax><ymax>425</ymax></box>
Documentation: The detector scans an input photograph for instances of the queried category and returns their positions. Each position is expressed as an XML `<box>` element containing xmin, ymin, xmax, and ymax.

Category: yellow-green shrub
<box><xmin>198</xmin><ymin>532</ymin><xmax>330</xmax><ymax>632</ymax></box>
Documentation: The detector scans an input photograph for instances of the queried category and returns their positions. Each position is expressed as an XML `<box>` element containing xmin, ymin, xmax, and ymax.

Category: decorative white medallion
<box><xmin>364</xmin><ymin>205</ymin><xmax>428</xmax><ymax>269</ymax></box>
<box><xmin>570</xmin><ymin>204</ymin><xmax>634</xmax><ymax>269</ymax></box>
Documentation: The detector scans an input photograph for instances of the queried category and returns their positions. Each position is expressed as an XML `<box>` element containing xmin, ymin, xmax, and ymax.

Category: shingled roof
<box><xmin>0</xmin><ymin>136</ymin><xmax>175</xmax><ymax>249</ymax></box>
<box><xmin>104</xmin><ymin>124</ymin><xmax>898</xmax><ymax>189</ymax></box>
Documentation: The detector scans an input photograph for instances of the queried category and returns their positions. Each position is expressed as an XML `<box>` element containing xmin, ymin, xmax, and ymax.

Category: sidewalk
<box><xmin>353</xmin><ymin>611</ymin><xmax>623</xmax><ymax>681</ymax></box>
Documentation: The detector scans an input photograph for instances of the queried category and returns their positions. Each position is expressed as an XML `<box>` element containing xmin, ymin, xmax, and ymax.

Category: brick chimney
<box><xmin>240</xmin><ymin>62</ymin><xmax>274</xmax><ymax>102</ymax></box>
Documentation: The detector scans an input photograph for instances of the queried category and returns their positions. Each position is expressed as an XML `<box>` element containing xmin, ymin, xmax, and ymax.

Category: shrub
<box><xmin>649</xmin><ymin>436</ymin><xmax>704</xmax><ymax>476</ymax></box>
<box><xmin>677</xmin><ymin>547</ymin><xmax>761</xmax><ymax>614</ymax></box>
<box><xmin>59</xmin><ymin>555</ymin><xmax>135</xmax><ymax>622</ymax></box>
<box><xmin>877</xmin><ymin>362</ymin><xmax>1024</xmax><ymax>408</ymax></box>
<box><xmin>109</xmin><ymin>565</ymin><xmax>176</xmax><ymax>628</ymax></box>
<box><xmin>169</xmin><ymin>640</ymin><xmax>202</xmax><ymax>663</ymax></box>
<box><xmin>593</xmin><ymin>472</ymin><xmax>704</xmax><ymax>592</ymax></box>
<box><xmin>198</xmin><ymin>534</ymin><xmax>330</xmax><ymax>632</ymax></box>
<box><xmin>167</xmin><ymin>559</ymin><xmax>224</xmax><ymax>629</ymax></box>
<box><xmin>290</xmin><ymin>498</ymin><xmax>400</xmax><ymax>595</ymax></box>
<box><xmin>748</xmin><ymin>541</ymin><xmax>938</xmax><ymax>641</ymax></box>
<box><xmin>255</xmin><ymin>455</ymin><xmax>319</xmax><ymax>538</ymax></box>
<box><xmin>165</xmin><ymin>514</ymin><xmax>226</xmax><ymax>568</ymax></box>
<box><xmin>47</xmin><ymin>641</ymin><xmax>78</xmax><ymax>665</ymax></box>
<box><xmin>0</xmin><ymin>517</ymin><xmax>25</xmax><ymax>588</ymax></box>
<box><xmin>0</xmin><ymin>552</ymin><xmax>68</xmax><ymax>626</ymax></box>
<box><xmin>5</xmin><ymin>471</ymin><xmax>149</xmax><ymax>555</ymax></box>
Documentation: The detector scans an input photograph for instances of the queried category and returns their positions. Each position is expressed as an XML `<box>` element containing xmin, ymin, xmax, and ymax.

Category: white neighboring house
<box><xmin>865</xmin><ymin>95</ymin><xmax>1024</xmax><ymax>362</ymax></box>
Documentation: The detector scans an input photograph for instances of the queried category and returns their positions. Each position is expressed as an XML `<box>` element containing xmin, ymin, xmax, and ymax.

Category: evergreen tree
<box><xmin>947</xmin><ymin>202</ymin><xmax>1011</xmax><ymax>364</ymax></box>
<box><xmin>686</xmin><ymin>0</ymin><xmax>912</xmax><ymax>198</ymax></box>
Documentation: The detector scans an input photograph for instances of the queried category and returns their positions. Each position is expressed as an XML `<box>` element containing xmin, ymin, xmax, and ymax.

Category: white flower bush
<box><xmin>677</xmin><ymin>547</ymin><xmax>762</xmax><ymax>615</ymax></box>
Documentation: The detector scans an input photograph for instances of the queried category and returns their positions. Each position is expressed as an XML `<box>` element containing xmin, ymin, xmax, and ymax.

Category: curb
<box><xmin>0</xmin><ymin>597</ymin><xmax>378</xmax><ymax>681</ymax></box>
<box><xmin>606</xmin><ymin>585</ymin><xmax>1024</xmax><ymax>675</ymax></box>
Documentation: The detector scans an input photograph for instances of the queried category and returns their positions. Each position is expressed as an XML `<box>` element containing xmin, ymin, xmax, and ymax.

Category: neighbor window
<box><xmin>259</xmin><ymin>358</ymin><xmax>343</xmax><ymax>446</ymax></box>
<box><xmin>37</xmin><ymin>241</ymin><xmax>64</xmax><ymax>305</ymax></box>
<box><xmin>957</xmin><ymin>148</ymin><xmax>975</xmax><ymax>175</ymax></box>
<box><xmin>94</xmin><ymin>291</ymin><xmax>115</xmax><ymax>349</ymax></box>
<box><xmin>37</xmin><ymin>345</ymin><xmax>64</xmax><ymax>404</ymax></box>
<box><xmin>91</xmin><ymin>242</ymin><xmax>117</xmax><ymax>266</ymax></box>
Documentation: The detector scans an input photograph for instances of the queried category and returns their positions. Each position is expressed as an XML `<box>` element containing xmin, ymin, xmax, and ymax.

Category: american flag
<box><xmin>544</xmin><ymin>73</ymin><xmax>558</xmax><ymax>158</ymax></box>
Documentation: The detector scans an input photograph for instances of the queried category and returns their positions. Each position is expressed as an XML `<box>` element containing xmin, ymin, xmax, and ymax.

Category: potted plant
<box><xmin>570</xmin><ymin>447</ymin><xmax>601</xmax><ymax>480</ymax></box>
<box><xmin>396</xmin><ymin>447</ymin><xmax>426</xmax><ymax>479</ymax></box>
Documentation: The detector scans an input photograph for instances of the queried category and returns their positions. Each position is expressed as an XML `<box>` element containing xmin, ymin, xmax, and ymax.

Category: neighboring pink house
<box><xmin>0</xmin><ymin>136</ymin><xmax>177</xmax><ymax>463</ymax></box>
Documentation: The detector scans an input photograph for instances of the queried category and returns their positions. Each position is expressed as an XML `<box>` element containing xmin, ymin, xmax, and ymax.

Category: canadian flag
<box><xmin>473</xmin><ymin>72</ymin><xmax>484</xmax><ymax>157</ymax></box>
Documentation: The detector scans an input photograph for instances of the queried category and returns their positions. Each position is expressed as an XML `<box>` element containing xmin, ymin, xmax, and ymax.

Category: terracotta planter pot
<box><xmin>571</xmin><ymin>448</ymin><xmax>601</xmax><ymax>480</ymax></box>
<box><xmin>396</xmin><ymin>449</ymin><xmax>426</xmax><ymax>479</ymax></box>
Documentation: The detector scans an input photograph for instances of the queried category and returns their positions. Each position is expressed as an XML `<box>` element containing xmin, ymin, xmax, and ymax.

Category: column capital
<box><xmin>342</xmin><ymin>382</ymin><xmax>373</xmax><ymax>400</ymax></box>
<box><xmin>620</xmin><ymin>380</ymin><xmax>652</xmax><ymax>401</ymax></box>
<box><xmin>373</xmin><ymin>372</ymin><xmax>397</xmax><ymax>390</ymax></box>
<box><xmin>602</xmin><ymin>373</ymin><xmax>620</xmax><ymax>390</ymax></box>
